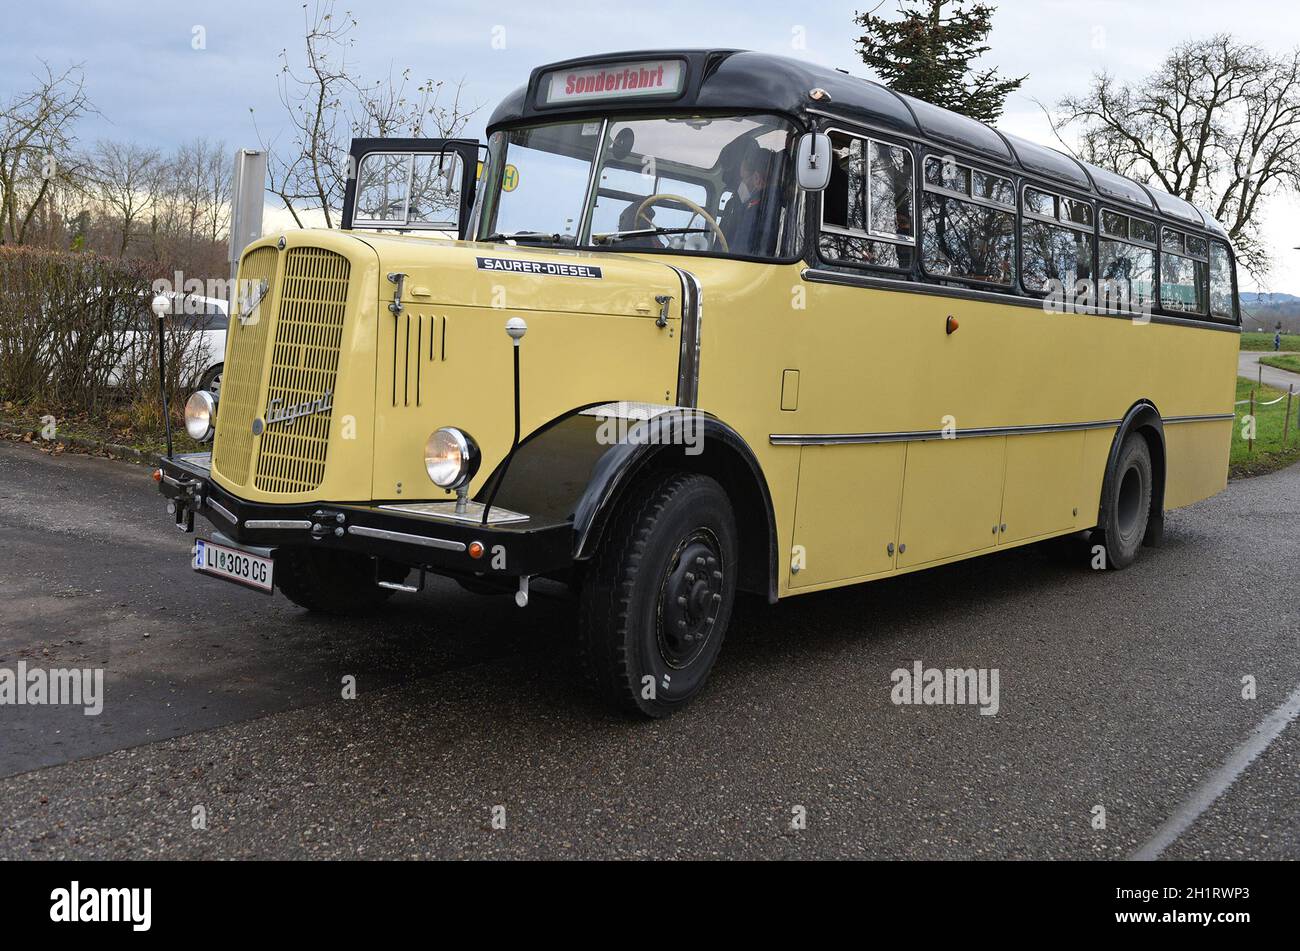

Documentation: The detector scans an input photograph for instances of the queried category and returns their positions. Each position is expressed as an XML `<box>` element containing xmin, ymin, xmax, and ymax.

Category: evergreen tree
<box><xmin>854</xmin><ymin>0</ymin><xmax>1026</xmax><ymax>122</ymax></box>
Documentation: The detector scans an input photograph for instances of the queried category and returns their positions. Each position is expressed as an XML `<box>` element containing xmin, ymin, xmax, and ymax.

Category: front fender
<box><xmin>476</xmin><ymin>402</ymin><xmax>778</xmax><ymax>599</ymax></box>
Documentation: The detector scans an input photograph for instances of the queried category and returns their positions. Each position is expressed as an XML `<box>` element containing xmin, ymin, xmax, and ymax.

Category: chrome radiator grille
<box><xmin>252</xmin><ymin>247</ymin><xmax>350</xmax><ymax>494</ymax></box>
<box><xmin>211</xmin><ymin>246</ymin><xmax>278</xmax><ymax>485</ymax></box>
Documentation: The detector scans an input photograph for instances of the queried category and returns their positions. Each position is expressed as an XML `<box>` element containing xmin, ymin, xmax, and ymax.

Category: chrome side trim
<box><xmin>243</xmin><ymin>519</ymin><xmax>313</xmax><ymax>530</ymax></box>
<box><xmin>1162</xmin><ymin>413</ymin><xmax>1234</xmax><ymax>425</ymax></box>
<box><xmin>770</xmin><ymin>419</ymin><xmax>1122</xmax><ymax>446</ymax></box>
<box><xmin>208</xmin><ymin>499</ymin><xmax>237</xmax><ymax>525</ymax></box>
<box><xmin>770</xmin><ymin>412</ymin><xmax>1234</xmax><ymax>446</ymax></box>
<box><xmin>346</xmin><ymin>524</ymin><xmax>466</xmax><ymax>552</ymax></box>
<box><xmin>667</xmin><ymin>265</ymin><xmax>703</xmax><ymax>407</ymax></box>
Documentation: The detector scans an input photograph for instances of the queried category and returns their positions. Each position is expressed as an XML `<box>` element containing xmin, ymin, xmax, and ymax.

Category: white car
<box><xmin>108</xmin><ymin>291</ymin><xmax>229</xmax><ymax>395</ymax></box>
<box><xmin>160</xmin><ymin>292</ymin><xmax>228</xmax><ymax>395</ymax></box>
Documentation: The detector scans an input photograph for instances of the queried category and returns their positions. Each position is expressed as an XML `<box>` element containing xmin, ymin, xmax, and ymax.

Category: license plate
<box><xmin>192</xmin><ymin>538</ymin><xmax>274</xmax><ymax>593</ymax></box>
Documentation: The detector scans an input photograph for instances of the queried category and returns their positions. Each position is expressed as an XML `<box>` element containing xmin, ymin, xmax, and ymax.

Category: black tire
<box><xmin>578</xmin><ymin>471</ymin><xmax>738</xmax><ymax>718</ymax></box>
<box><xmin>1094</xmin><ymin>433</ymin><xmax>1153</xmax><ymax>570</ymax></box>
<box><xmin>275</xmin><ymin>547</ymin><xmax>395</xmax><ymax>615</ymax></box>
<box><xmin>198</xmin><ymin>363</ymin><xmax>223</xmax><ymax>397</ymax></box>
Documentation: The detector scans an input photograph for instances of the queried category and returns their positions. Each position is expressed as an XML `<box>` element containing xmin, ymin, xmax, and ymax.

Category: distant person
<box><xmin>1275</xmin><ymin>329</ymin><xmax>1282</xmax><ymax>351</ymax></box>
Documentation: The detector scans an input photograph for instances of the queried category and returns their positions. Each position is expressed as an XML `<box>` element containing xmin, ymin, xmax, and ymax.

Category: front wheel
<box><xmin>578</xmin><ymin>472</ymin><xmax>738</xmax><ymax>718</ymax></box>
<box><xmin>1094</xmin><ymin>433</ymin><xmax>1153</xmax><ymax>569</ymax></box>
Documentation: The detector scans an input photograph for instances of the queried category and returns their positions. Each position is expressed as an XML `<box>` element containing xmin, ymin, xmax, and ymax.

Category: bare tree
<box><xmin>0</xmin><ymin>62</ymin><xmax>93</xmax><ymax>245</ymax></box>
<box><xmin>254</xmin><ymin>0</ymin><xmax>477</xmax><ymax>228</ymax></box>
<box><xmin>255</xmin><ymin>2</ymin><xmax>357</xmax><ymax>228</ymax></box>
<box><xmin>168</xmin><ymin>138</ymin><xmax>232</xmax><ymax>244</ymax></box>
<box><xmin>355</xmin><ymin>68</ymin><xmax>473</xmax><ymax>140</ymax></box>
<box><xmin>87</xmin><ymin>139</ymin><xmax>163</xmax><ymax>255</ymax></box>
<box><xmin>1053</xmin><ymin>35</ymin><xmax>1300</xmax><ymax>282</ymax></box>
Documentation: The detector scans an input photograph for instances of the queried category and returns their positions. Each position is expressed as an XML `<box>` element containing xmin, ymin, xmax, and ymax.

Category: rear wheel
<box><xmin>1095</xmin><ymin>433</ymin><xmax>1153</xmax><ymax>570</ymax></box>
<box><xmin>275</xmin><ymin>547</ymin><xmax>395</xmax><ymax>614</ymax></box>
<box><xmin>578</xmin><ymin>472</ymin><xmax>738</xmax><ymax>718</ymax></box>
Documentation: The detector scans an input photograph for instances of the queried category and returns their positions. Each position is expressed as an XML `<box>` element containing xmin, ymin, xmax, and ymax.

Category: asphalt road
<box><xmin>1</xmin><ymin>438</ymin><xmax>1298</xmax><ymax>859</ymax></box>
<box><xmin>1238</xmin><ymin>350</ymin><xmax>1300</xmax><ymax>391</ymax></box>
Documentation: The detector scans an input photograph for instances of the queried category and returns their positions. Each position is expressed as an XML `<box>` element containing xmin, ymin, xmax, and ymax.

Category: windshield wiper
<box><xmin>591</xmin><ymin>227</ymin><xmax>713</xmax><ymax>246</ymax></box>
<box><xmin>485</xmin><ymin>231</ymin><xmax>568</xmax><ymax>245</ymax></box>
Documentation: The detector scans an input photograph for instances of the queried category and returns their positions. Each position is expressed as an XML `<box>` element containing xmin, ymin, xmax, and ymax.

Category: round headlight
<box><xmin>424</xmin><ymin>427</ymin><xmax>480</xmax><ymax>488</ymax></box>
<box><xmin>184</xmin><ymin>390</ymin><xmax>217</xmax><ymax>442</ymax></box>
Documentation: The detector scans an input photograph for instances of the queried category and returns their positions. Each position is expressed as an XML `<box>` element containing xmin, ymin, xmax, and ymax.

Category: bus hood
<box><xmin>348</xmin><ymin>233</ymin><xmax>683</xmax><ymax>319</ymax></box>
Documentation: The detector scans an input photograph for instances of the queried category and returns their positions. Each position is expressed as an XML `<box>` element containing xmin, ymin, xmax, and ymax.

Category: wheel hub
<box><xmin>657</xmin><ymin>532</ymin><xmax>724</xmax><ymax>669</ymax></box>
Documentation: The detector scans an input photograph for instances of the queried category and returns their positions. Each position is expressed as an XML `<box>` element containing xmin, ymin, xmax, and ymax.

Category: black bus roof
<box><xmin>487</xmin><ymin>49</ymin><xmax>1228</xmax><ymax>239</ymax></box>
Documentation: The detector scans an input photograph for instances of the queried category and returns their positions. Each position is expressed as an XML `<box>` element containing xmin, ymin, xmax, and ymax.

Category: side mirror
<box><xmin>795</xmin><ymin>132</ymin><xmax>832</xmax><ymax>192</ymax></box>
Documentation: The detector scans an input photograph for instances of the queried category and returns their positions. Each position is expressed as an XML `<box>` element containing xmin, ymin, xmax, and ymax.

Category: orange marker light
<box><xmin>152</xmin><ymin>468</ymin><xmax>163</xmax><ymax>482</ymax></box>
<box><xmin>468</xmin><ymin>541</ymin><xmax>485</xmax><ymax>560</ymax></box>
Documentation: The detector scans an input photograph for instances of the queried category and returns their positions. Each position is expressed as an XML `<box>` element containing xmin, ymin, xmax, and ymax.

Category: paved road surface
<box><xmin>1238</xmin><ymin>350</ymin><xmax>1300</xmax><ymax>391</ymax></box>
<box><xmin>1</xmin><ymin>440</ymin><xmax>1297</xmax><ymax>859</ymax></box>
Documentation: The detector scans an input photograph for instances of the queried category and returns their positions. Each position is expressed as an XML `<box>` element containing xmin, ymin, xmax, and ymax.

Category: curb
<box><xmin>0</xmin><ymin>419</ymin><xmax>157</xmax><ymax>466</ymax></box>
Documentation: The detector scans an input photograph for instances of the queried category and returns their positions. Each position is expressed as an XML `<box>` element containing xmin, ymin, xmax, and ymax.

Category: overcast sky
<box><xmin>4</xmin><ymin>0</ymin><xmax>1299</xmax><ymax>290</ymax></box>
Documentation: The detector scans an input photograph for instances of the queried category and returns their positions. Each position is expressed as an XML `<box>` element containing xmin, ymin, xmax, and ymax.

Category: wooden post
<box><xmin>1286</xmin><ymin>385</ymin><xmax>1294</xmax><ymax>448</ymax></box>
<box><xmin>1249</xmin><ymin>387</ymin><xmax>1256</xmax><ymax>454</ymax></box>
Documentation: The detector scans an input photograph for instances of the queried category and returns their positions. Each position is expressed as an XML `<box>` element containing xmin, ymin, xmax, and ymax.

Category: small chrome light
<box><xmin>184</xmin><ymin>390</ymin><xmax>217</xmax><ymax>442</ymax></box>
<box><xmin>424</xmin><ymin>427</ymin><xmax>480</xmax><ymax>488</ymax></box>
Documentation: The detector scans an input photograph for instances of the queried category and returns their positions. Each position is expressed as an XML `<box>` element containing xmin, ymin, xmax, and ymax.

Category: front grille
<box><xmin>212</xmin><ymin>246</ymin><xmax>279</xmax><ymax>485</ymax></box>
<box><xmin>252</xmin><ymin>248</ymin><xmax>350</xmax><ymax>494</ymax></box>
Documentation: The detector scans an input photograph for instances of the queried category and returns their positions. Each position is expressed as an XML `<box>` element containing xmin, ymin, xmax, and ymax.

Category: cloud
<box><xmin>5</xmin><ymin>0</ymin><xmax>1298</xmax><ymax>288</ymax></box>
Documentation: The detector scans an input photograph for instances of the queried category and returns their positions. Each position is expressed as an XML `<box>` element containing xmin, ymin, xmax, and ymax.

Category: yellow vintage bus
<box><xmin>157</xmin><ymin>50</ymin><xmax>1239</xmax><ymax>717</ymax></box>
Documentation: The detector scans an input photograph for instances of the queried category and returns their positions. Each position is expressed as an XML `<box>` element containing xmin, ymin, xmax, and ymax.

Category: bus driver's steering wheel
<box><xmin>633</xmin><ymin>193</ymin><xmax>729</xmax><ymax>253</ymax></box>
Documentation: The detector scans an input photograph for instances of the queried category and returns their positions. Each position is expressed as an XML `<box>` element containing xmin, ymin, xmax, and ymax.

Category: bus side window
<box><xmin>1209</xmin><ymin>241</ymin><xmax>1235</xmax><ymax>323</ymax></box>
<box><xmin>919</xmin><ymin>156</ymin><xmax>1015</xmax><ymax>287</ymax></box>
<box><xmin>818</xmin><ymin>132</ymin><xmax>915</xmax><ymax>272</ymax></box>
<box><xmin>1159</xmin><ymin>227</ymin><xmax>1209</xmax><ymax>316</ymax></box>
<box><xmin>1098</xmin><ymin>210</ymin><xmax>1156</xmax><ymax>316</ymax></box>
<box><xmin>1020</xmin><ymin>185</ymin><xmax>1093</xmax><ymax>296</ymax></box>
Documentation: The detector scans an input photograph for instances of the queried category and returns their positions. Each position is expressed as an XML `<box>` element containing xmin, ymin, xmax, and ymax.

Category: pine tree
<box><xmin>854</xmin><ymin>0</ymin><xmax>1026</xmax><ymax>122</ymax></box>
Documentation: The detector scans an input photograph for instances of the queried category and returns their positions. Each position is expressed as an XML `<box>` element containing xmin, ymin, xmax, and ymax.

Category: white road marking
<box><xmin>1129</xmin><ymin>683</ymin><xmax>1300</xmax><ymax>860</ymax></box>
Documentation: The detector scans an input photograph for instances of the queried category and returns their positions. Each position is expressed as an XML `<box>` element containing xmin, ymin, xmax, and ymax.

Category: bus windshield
<box><xmin>478</xmin><ymin>114</ymin><xmax>800</xmax><ymax>260</ymax></box>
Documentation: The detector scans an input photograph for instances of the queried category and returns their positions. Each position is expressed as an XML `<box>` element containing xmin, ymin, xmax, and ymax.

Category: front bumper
<box><xmin>156</xmin><ymin>453</ymin><xmax>575</xmax><ymax>580</ymax></box>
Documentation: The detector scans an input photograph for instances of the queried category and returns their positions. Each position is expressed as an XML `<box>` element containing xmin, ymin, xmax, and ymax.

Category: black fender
<box><xmin>477</xmin><ymin>404</ymin><xmax>779</xmax><ymax>601</ymax></box>
<box><xmin>1097</xmin><ymin>400</ymin><xmax>1166</xmax><ymax>547</ymax></box>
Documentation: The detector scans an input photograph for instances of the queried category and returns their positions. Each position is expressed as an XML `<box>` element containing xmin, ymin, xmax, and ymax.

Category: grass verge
<box><xmin>1258</xmin><ymin>353</ymin><xmax>1300</xmax><ymax>374</ymax></box>
<box><xmin>1230</xmin><ymin>376</ymin><xmax>1300</xmax><ymax>478</ymax></box>
<box><xmin>1240</xmin><ymin>332</ymin><xmax>1300</xmax><ymax>351</ymax></box>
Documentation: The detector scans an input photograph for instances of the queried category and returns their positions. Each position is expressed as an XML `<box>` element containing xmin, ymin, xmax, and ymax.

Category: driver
<box><xmin>721</xmin><ymin>142</ymin><xmax>779</xmax><ymax>256</ymax></box>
